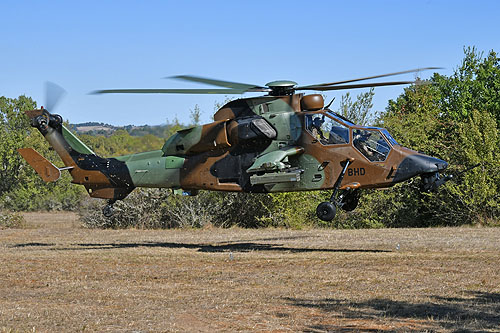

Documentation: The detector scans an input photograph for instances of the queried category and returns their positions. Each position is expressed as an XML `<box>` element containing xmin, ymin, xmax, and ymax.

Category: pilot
<box><xmin>353</xmin><ymin>131</ymin><xmax>374</xmax><ymax>159</ymax></box>
<box><xmin>311</xmin><ymin>116</ymin><xmax>326</xmax><ymax>142</ymax></box>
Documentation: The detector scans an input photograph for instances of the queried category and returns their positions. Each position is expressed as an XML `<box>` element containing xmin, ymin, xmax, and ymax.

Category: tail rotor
<box><xmin>44</xmin><ymin>81</ymin><xmax>66</xmax><ymax>112</ymax></box>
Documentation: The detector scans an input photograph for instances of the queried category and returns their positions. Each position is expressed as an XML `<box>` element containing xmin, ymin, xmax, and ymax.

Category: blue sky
<box><xmin>1</xmin><ymin>0</ymin><xmax>499</xmax><ymax>126</ymax></box>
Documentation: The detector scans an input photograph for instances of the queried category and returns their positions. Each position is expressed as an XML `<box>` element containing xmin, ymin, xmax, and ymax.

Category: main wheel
<box><xmin>342</xmin><ymin>195</ymin><xmax>359</xmax><ymax>212</ymax></box>
<box><xmin>102</xmin><ymin>204</ymin><xmax>114</xmax><ymax>218</ymax></box>
<box><xmin>316</xmin><ymin>202</ymin><xmax>336</xmax><ymax>221</ymax></box>
<box><xmin>340</xmin><ymin>190</ymin><xmax>360</xmax><ymax>212</ymax></box>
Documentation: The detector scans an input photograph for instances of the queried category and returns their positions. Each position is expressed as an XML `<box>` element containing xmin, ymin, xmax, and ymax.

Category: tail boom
<box><xmin>24</xmin><ymin>109</ymin><xmax>135</xmax><ymax>200</ymax></box>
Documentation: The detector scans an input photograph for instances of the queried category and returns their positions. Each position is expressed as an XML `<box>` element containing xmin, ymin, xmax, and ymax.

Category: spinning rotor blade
<box><xmin>92</xmin><ymin>67</ymin><xmax>440</xmax><ymax>96</ymax></box>
<box><xmin>297</xmin><ymin>67</ymin><xmax>441</xmax><ymax>89</ymax></box>
<box><xmin>169</xmin><ymin>75</ymin><xmax>266</xmax><ymax>91</ymax></box>
<box><xmin>93</xmin><ymin>75</ymin><xmax>271</xmax><ymax>95</ymax></box>
<box><xmin>45</xmin><ymin>81</ymin><xmax>66</xmax><ymax>111</ymax></box>
<box><xmin>91</xmin><ymin>88</ymin><xmax>256</xmax><ymax>95</ymax></box>
<box><xmin>299</xmin><ymin>81</ymin><xmax>416</xmax><ymax>91</ymax></box>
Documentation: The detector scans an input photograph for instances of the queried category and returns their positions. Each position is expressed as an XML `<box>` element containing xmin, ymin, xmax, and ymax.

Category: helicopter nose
<box><xmin>392</xmin><ymin>154</ymin><xmax>448</xmax><ymax>183</ymax></box>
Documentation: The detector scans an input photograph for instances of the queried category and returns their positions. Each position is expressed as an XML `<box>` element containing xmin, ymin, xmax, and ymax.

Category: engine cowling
<box><xmin>227</xmin><ymin>117</ymin><xmax>277</xmax><ymax>146</ymax></box>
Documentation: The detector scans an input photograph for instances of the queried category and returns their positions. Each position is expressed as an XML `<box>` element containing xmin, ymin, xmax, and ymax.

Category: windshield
<box><xmin>325</xmin><ymin>110</ymin><xmax>356</xmax><ymax>126</ymax></box>
<box><xmin>381</xmin><ymin>129</ymin><xmax>399</xmax><ymax>146</ymax></box>
<box><xmin>360</xmin><ymin>126</ymin><xmax>399</xmax><ymax>146</ymax></box>
<box><xmin>353</xmin><ymin>128</ymin><xmax>391</xmax><ymax>162</ymax></box>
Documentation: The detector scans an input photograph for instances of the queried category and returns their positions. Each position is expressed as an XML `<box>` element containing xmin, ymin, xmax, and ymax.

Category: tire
<box><xmin>316</xmin><ymin>202</ymin><xmax>336</xmax><ymax>221</ymax></box>
<box><xmin>342</xmin><ymin>195</ymin><xmax>359</xmax><ymax>212</ymax></box>
<box><xmin>102</xmin><ymin>205</ymin><xmax>114</xmax><ymax>218</ymax></box>
<box><xmin>341</xmin><ymin>190</ymin><xmax>360</xmax><ymax>212</ymax></box>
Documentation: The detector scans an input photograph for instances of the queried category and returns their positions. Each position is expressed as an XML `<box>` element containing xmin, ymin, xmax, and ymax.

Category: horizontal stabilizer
<box><xmin>17</xmin><ymin>148</ymin><xmax>64</xmax><ymax>182</ymax></box>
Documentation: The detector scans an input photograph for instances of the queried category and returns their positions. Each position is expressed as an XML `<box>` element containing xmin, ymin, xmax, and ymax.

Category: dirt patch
<box><xmin>20</xmin><ymin>211</ymin><xmax>80</xmax><ymax>229</ymax></box>
<box><xmin>1</xmin><ymin>212</ymin><xmax>500</xmax><ymax>332</ymax></box>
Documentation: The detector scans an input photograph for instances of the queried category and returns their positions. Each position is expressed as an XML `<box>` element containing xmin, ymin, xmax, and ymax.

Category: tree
<box><xmin>189</xmin><ymin>104</ymin><xmax>202</xmax><ymax>125</ymax></box>
<box><xmin>0</xmin><ymin>96</ymin><xmax>34</xmax><ymax>194</ymax></box>
<box><xmin>0</xmin><ymin>95</ymin><xmax>84</xmax><ymax>211</ymax></box>
<box><xmin>433</xmin><ymin>47</ymin><xmax>500</xmax><ymax>127</ymax></box>
<box><xmin>374</xmin><ymin>47</ymin><xmax>500</xmax><ymax>226</ymax></box>
<box><xmin>80</xmin><ymin>130</ymin><xmax>164</xmax><ymax>156</ymax></box>
<box><xmin>338</xmin><ymin>88</ymin><xmax>375</xmax><ymax>125</ymax></box>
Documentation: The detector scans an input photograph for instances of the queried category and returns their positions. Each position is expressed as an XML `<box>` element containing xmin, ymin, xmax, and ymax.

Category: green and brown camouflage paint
<box><xmin>22</xmin><ymin>93</ymin><xmax>447</xmax><ymax>203</ymax></box>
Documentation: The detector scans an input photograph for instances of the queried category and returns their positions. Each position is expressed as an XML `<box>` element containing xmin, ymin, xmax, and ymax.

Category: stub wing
<box><xmin>17</xmin><ymin>148</ymin><xmax>66</xmax><ymax>182</ymax></box>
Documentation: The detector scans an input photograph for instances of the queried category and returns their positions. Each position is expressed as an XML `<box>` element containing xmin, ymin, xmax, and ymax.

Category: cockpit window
<box><xmin>326</xmin><ymin>110</ymin><xmax>356</xmax><ymax>126</ymax></box>
<box><xmin>381</xmin><ymin>129</ymin><xmax>399</xmax><ymax>146</ymax></box>
<box><xmin>306</xmin><ymin>114</ymin><xmax>350</xmax><ymax>145</ymax></box>
<box><xmin>353</xmin><ymin>129</ymin><xmax>391</xmax><ymax>162</ymax></box>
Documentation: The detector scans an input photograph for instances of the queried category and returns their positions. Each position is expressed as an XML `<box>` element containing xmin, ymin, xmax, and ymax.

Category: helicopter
<box><xmin>19</xmin><ymin>68</ymin><xmax>452</xmax><ymax>221</ymax></box>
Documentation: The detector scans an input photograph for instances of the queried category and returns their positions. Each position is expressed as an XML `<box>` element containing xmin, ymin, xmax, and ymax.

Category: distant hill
<box><xmin>69</xmin><ymin>122</ymin><xmax>174</xmax><ymax>138</ymax></box>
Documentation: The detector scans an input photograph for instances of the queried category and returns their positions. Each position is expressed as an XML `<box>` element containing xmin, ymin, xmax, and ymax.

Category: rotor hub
<box><xmin>265</xmin><ymin>80</ymin><xmax>297</xmax><ymax>96</ymax></box>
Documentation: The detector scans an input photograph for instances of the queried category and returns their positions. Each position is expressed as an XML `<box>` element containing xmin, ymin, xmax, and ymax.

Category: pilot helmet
<box><xmin>313</xmin><ymin>117</ymin><xmax>323</xmax><ymax>128</ymax></box>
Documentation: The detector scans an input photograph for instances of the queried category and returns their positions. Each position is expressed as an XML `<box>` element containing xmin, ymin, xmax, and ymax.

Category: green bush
<box><xmin>1</xmin><ymin>173</ymin><xmax>84</xmax><ymax>211</ymax></box>
<box><xmin>79</xmin><ymin>189</ymin><xmax>274</xmax><ymax>229</ymax></box>
<box><xmin>264</xmin><ymin>191</ymin><xmax>327</xmax><ymax>229</ymax></box>
<box><xmin>0</xmin><ymin>211</ymin><xmax>25</xmax><ymax>229</ymax></box>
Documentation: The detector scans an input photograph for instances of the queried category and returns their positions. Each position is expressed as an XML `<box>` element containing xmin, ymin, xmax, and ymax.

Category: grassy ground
<box><xmin>1</xmin><ymin>212</ymin><xmax>499</xmax><ymax>332</ymax></box>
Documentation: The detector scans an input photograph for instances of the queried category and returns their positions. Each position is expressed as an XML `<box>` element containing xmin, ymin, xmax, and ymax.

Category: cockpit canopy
<box><xmin>305</xmin><ymin>110</ymin><xmax>399</xmax><ymax>162</ymax></box>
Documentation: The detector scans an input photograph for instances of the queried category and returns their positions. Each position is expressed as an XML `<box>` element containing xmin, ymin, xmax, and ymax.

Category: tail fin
<box><xmin>17</xmin><ymin>148</ymin><xmax>72</xmax><ymax>182</ymax></box>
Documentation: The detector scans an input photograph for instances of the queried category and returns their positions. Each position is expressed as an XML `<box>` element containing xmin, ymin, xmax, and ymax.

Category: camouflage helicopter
<box><xmin>19</xmin><ymin>68</ymin><xmax>452</xmax><ymax>221</ymax></box>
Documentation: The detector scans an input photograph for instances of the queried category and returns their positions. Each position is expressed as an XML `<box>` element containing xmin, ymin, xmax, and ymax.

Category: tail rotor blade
<box><xmin>45</xmin><ymin>81</ymin><xmax>66</xmax><ymax>112</ymax></box>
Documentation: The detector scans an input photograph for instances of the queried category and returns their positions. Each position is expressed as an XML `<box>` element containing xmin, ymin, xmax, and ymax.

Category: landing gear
<box><xmin>316</xmin><ymin>159</ymin><xmax>360</xmax><ymax>222</ymax></box>
<box><xmin>338</xmin><ymin>189</ymin><xmax>360</xmax><ymax>212</ymax></box>
<box><xmin>316</xmin><ymin>202</ymin><xmax>336</xmax><ymax>221</ymax></box>
<box><xmin>102</xmin><ymin>200</ymin><xmax>115</xmax><ymax>218</ymax></box>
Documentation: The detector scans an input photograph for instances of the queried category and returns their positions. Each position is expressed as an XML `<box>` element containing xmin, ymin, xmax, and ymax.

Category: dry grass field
<box><xmin>1</xmin><ymin>212</ymin><xmax>500</xmax><ymax>332</ymax></box>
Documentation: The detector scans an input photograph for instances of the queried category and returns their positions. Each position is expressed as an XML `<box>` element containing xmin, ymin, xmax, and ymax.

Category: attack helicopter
<box><xmin>19</xmin><ymin>68</ymin><xmax>452</xmax><ymax>221</ymax></box>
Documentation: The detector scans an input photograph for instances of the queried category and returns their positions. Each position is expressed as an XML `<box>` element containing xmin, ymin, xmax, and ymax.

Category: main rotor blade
<box><xmin>91</xmin><ymin>88</ymin><xmax>260</xmax><ymax>95</ymax></box>
<box><xmin>168</xmin><ymin>75</ymin><xmax>266</xmax><ymax>90</ymax></box>
<box><xmin>45</xmin><ymin>81</ymin><xmax>66</xmax><ymax>111</ymax></box>
<box><xmin>298</xmin><ymin>81</ymin><xmax>416</xmax><ymax>91</ymax></box>
<box><xmin>297</xmin><ymin>67</ymin><xmax>441</xmax><ymax>89</ymax></box>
